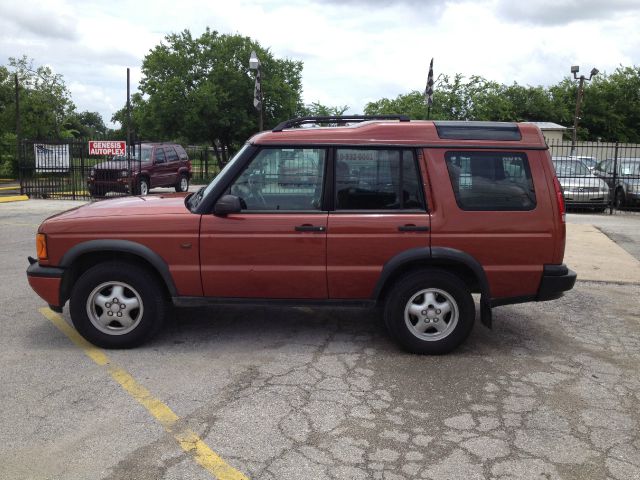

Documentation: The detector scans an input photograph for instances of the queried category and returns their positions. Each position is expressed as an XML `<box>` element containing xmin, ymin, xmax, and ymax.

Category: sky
<box><xmin>1</xmin><ymin>0</ymin><xmax>639</xmax><ymax>127</ymax></box>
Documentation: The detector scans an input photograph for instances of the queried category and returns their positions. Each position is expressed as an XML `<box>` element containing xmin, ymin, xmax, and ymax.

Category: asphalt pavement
<box><xmin>1</xmin><ymin>200</ymin><xmax>640</xmax><ymax>480</ymax></box>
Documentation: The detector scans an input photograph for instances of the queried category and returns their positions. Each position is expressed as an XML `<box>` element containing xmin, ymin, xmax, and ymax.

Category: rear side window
<box><xmin>165</xmin><ymin>147</ymin><xmax>179</xmax><ymax>162</ymax></box>
<box><xmin>175</xmin><ymin>145</ymin><xmax>188</xmax><ymax>160</ymax></box>
<box><xmin>445</xmin><ymin>151</ymin><xmax>536</xmax><ymax>211</ymax></box>
<box><xmin>335</xmin><ymin>149</ymin><xmax>425</xmax><ymax>210</ymax></box>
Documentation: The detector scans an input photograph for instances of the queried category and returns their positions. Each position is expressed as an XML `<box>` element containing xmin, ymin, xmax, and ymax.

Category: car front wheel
<box><xmin>69</xmin><ymin>262</ymin><xmax>165</xmax><ymax>348</ymax></box>
<box><xmin>384</xmin><ymin>270</ymin><xmax>475</xmax><ymax>354</ymax></box>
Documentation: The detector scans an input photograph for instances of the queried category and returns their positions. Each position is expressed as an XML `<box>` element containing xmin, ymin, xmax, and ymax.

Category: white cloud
<box><xmin>0</xmin><ymin>0</ymin><xmax>638</xmax><ymax>128</ymax></box>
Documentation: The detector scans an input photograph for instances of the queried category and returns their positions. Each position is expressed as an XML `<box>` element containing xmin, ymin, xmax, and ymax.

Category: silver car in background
<box><xmin>552</xmin><ymin>157</ymin><xmax>610</xmax><ymax>211</ymax></box>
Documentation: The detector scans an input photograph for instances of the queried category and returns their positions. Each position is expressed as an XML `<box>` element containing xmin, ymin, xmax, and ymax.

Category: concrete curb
<box><xmin>0</xmin><ymin>195</ymin><xmax>29</xmax><ymax>203</ymax></box>
<box><xmin>565</xmin><ymin>223</ymin><xmax>640</xmax><ymax>284</ymax></box>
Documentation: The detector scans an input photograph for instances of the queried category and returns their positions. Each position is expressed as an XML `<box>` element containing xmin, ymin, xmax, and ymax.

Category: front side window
<box><xmin>445</xmin><ymin>151</ymin><xmax>536</xmax><ymax>211</ymax></box>
<box><xmin>228</xmin><ymin>148</ymin><xmax>326</xmax><ymax>211</ymax></box>
<box><xmin>335</xmin><ymin>149</ymin><xmax>425</xmax><ymax>210</ymax></box>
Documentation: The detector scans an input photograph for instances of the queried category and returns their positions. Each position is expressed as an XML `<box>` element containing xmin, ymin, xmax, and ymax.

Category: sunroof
<box><xmin>434</xmin><ymin>121</ymin><xmax>522</xmax><ymax>141</ymax></box>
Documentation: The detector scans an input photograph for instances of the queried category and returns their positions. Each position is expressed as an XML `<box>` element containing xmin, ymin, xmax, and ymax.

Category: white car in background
<box><xmin>552</xmin><ymin>157</ymin><xmax>609</xmax><ymax>211</ymax></box>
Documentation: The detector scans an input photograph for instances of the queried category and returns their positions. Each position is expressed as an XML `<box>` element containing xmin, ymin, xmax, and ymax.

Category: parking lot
<box><xmin>1</xmin><ymin>200</ymin><xmax>640</xmax><ymax>480</ymax></box>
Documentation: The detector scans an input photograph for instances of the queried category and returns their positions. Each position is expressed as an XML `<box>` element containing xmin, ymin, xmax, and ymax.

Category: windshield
<box><xmin>553</xmin><ymin>159</ymin><xmax>589</xmax><ymax>177</ymax></box>
<box><xmin>188</xmin><ymin>144</ymin><xmax>250</xmax><ymax>211</ymax></box>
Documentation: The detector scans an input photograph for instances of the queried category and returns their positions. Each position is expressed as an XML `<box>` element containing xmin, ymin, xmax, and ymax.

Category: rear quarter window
<box><xmin>175</xmin><ymin>145</ymin><xmax>188</xmax><ymax>160</ymax></box>
<box><xmin>445</xmin><ymin>151</ymin><xmax>536</xmax><ymax>211</ymax></box>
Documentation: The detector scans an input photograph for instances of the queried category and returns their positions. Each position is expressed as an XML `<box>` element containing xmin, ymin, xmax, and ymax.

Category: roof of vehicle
<box><xmin>251</xmin><ymin>119</ymin><xmax>547</xmax><ymax>149</ymax></box>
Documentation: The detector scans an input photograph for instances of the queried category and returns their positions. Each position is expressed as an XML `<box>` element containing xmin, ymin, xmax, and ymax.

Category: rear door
<box><xmin>164</xmin><ymin>146</ymin><xmax>180</xmax><ymax>186</ymax></box>
<box><xmin>427</xmin><ymin>149</ymin><xmax>555</xmax><ymax>301</ymax></box>
<box><xmin>327</xmin><ymin>148</ymin><xmax>430</xmax><ymax>299</ymax></box>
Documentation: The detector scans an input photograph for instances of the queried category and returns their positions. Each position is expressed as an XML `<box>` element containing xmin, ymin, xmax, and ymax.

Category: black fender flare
<box><xmin>371</xmin><ymin>246</ymin><xmax>493</xmax><ymax>328</ymax></box>
<box><xmin>430</xmin><ymin>247</ymin><xmax>491</xmax><ymax>300</ymax></box>
<box><xmin>59</xmin><ymin>239</ymin><xmax>178</xmax><ymax>296</ymax></box>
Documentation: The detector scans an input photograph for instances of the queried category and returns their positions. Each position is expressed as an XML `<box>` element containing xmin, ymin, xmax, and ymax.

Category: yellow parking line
<box><xmin>0</xmin><ymin>195</ymin><xmax>28</xmax><ymax>203</ymax></box>
<box><xmin>39</xmin><ymin>307</ymin><xmax>248</xmax><ymax>480</ymax></box>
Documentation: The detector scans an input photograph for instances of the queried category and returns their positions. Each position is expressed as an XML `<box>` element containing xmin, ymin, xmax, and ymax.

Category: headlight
<box><xmin>120</xmin><ymin>169</ymin><xmax>129</xmax><ymax>178</ymax></box>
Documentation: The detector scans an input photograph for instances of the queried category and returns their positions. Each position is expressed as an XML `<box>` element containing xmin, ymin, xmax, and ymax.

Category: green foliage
<box><xmin>0</xmin><ymin>132</ymin><xmax>17</xmax><ymax>177</ymax></box>
<box><xmin>113</xmin><ymin>29</ymin><xmax>305</xmax><ymax>163</ymax></box>
<box><xmin>365</xmin><ymin>66</ymin><xmax>640</xmax><ymax>142</ymax></box>
<box><xmin>302</xmin><ymin>101</ymin><xmax>349</xmax><ymax>117</ymax></box>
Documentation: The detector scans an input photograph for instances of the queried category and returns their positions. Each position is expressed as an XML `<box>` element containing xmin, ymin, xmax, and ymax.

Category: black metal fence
<box><xmin>17</xmin><ymin>138</ymin><xmax>640</xmax><ymax>213</ymax></box>
<box><xmin>17</xmin><ymin>140</ymin><xmax>223</xmax><ymax>200</ymax></box>
<box><xmin>547</xmin><ymin>140</ymin><xmax>640</xmax><ymax>214</ymax></box>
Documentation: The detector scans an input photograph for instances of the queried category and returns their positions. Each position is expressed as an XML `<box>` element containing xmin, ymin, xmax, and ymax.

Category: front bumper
<box><xmin>27</xmin><ymin>258</ymin><xmax>65</xmax><ymax>309</ymax></box>
<box><xmin>537</xmin><ymin>264</ymin><xmax>577</xmax><ymax>301</ymax></box>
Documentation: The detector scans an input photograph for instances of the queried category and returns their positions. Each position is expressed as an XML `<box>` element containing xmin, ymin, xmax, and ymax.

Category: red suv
<box><xmin>87</xmin><ymin>142</ymin><xmax>191</xmax><ymax>197</ymax></box>
<box><xmin>28</xmin><ymin>116</ymin><xmax>575</xmax><ymax>354</ymax></box>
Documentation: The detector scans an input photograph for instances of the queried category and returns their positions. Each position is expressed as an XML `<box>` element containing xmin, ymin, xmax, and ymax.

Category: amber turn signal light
<box><xmin>36</xmin><ymin>233</ymin><xmax>48</xmax><ymax>261</ymax></box>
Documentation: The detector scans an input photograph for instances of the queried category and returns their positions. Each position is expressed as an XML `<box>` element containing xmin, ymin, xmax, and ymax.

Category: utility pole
<box><xmin>15</xmin><ymin>74</ymin><xmax>21</xmax><ymax>193</ymax></box>
<box><xmin>570</xmin><ymin>65</ymin><xmax>598</xmax><ymax>156</ymax></box>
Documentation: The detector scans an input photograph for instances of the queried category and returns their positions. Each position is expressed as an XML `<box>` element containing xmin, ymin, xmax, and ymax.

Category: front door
<box><xmin>200</xmin><ymin>147</ymin><xmax>328</xmax><ymax>299</ymax></box>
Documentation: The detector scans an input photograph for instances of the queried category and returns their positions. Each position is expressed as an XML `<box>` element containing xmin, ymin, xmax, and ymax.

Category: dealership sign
<box><xmin>89</xmin><ymin>141</ymin><xmax>126</xmax><ymax>156</ymax></box>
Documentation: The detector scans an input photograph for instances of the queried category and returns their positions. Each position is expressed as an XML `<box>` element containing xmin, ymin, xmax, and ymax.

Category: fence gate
<box><xmin>19</xmin><ymin>140</ymin><xmax>142</xmax><ymax>200</ymax></box>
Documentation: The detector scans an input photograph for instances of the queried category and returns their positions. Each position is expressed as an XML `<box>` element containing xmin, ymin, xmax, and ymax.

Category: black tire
<box><xmin>89</xmin><ymin>185</ymin><xmax>105</xmax><ymax>198</ymax></box>
<box><xmin>175</xmin><ymin>174</ymin><xmax>189</xmax><ymax>192</ymax></box>
<box><xmin>69</xmin><ymin>262</ymin><xmax>166</xmax><ymax>348</ymax></box>
<box><xmin>615</xmin><ymin>189</ymin><xmax>625</xmax><ymax>209</ymax></box>
<box><xmin>383</xmin><ymin>269</ymin><xmax>475</xmax><ymax>355</ymax></box>
<box><xmin>137</xmin><ymin>177</ymin><xmax>150</xmax><ymax>196</ymax></box>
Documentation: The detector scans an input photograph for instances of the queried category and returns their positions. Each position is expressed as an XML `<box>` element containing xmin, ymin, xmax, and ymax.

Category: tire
<box><xmin>614</xmin><ymin>189</ymin><xmax>625</xmax><ymax>209</ymax></box>
<box><xmin>383</xmin><ymin>269</ymin><xmax>475</xmax><ymax>355</ymax></box>
<box><xmin>89</xmin><ymin>185</ymin><xmax>105</xmax><ymax>198</ymax></box>
<box><xmin>69</xmin><ymin>262</ymin><xmax>166</xmax><ymax>348</ymax></box>
<box><xmin>175</xmin><ymin>174</ymin><xmax>189</xmax><ymax>193</ymax></box>
<box><xmin>138</xmin><ymin>178</ymin><xmax>149</xmax><ymax>196</ymax></box>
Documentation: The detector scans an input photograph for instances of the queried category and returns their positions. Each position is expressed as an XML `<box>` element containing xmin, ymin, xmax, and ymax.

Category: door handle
<box><xmin>295</xmin><ymin>225</ymin><xmax>326</xmax><ymax>232</ymax></box>
<box><xmin>398</xmin><ymin>224</ymin><xmax>430</xmax><ymax>232</ymax></box>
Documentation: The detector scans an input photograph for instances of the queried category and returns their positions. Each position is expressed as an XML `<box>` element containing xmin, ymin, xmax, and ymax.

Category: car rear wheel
<box><xmin>383</xmin><ymin>270</ymin><xmax>475</xmax><ymax>354</ymax></box>
<box><xmin>615</xmin><ymin>189</ymin><xmax>625</xmax><ymax>209</ymax></box>
<box><xmin>138</xmin><ymin>178</ymin><xmax>149</xmax><ymax>196</ymax></box>
<box><xmin>69</xmin><ymin>262</ymin><xmax>165</xmax><ymax>348</ymax></box>
<box><xmin>175</xmin><ymin>174</ymin><xmax>189</xmax><ymax>192</ymax></box>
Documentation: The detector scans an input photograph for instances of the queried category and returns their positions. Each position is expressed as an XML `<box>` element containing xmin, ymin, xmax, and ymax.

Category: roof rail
<box><xmin>271</xmin><ymin>115</ymin><xmax>410</xmax><ymax>132</ymax></box>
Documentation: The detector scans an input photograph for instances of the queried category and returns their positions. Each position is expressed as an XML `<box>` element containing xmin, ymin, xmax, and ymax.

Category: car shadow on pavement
<box><xmin>27</xmin><ymin>302</ymin><xmax>552</xmax><ymax>358</ymax></box>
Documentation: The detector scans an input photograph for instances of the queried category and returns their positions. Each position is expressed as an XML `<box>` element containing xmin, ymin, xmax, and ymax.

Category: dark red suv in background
<box><xmin>87</xmin><ymin>142</ymin><xmax>191</xmax><ymax>197</ymax></box>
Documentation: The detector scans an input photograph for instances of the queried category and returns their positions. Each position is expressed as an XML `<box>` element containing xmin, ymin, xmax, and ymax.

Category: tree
<box><xmin>302</xmin><ymin>101</ymin><xmax>349</xmax><ymax>117</ymax></box>
<box><xmin>364</xmin><ymin>68</ymin><xmax>640</xmax><ymax>142</ymax></box>
<box><xmin>116</xmin><ymin>29</ymin><xmax>305</xmax><ymax>165</ymax></box>
<box><xmin>4</xmin><ymin>56</ymin><xmax>76</xmax><ymax>139</ymax></box>
<box><xmin>66</xmin><ymin>111</ymin><xmax>108</xmax><ymax>138</ymax></box>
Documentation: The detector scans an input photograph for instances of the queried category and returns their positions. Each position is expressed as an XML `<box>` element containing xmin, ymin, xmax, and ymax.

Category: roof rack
<box><xmin>271</xmin><ymin>115</ymin><xmax>410</xmax><ymax>132</ymax></box>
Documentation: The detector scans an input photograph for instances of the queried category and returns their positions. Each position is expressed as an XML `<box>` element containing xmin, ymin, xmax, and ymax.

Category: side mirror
<box><xmin>214</xmin><ymin>194</ymin><xmax>242</xmax><ymax>216</ymax></box>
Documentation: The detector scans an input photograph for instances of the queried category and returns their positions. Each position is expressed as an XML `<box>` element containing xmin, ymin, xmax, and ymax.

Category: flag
<box><xmin>425</xmin><ymin>58</ymin><xmax>434</xmax><ymax>107</ymax></box>
<box><xmin>253</xmin><ymin>68</ymin><xmax>262</xmax><ymax>111</ymax></box>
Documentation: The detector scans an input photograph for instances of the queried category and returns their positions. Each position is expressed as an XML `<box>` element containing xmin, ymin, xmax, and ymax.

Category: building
<box><xmin>525</xmin><ymin>122</ymin><xmax>567</xmax><ymax>144</ymax></box>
